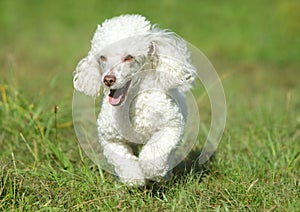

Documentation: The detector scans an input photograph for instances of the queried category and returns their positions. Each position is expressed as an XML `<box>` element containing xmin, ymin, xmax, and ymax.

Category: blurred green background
<box><xmin>0</xmin><ymin>0</ymin><xmax>299</xmax><ymax>98</ymax></box>
<box><xmin>1</xmin><ymin>0</ymin><xmax>300</xmax><ymax>146</ymax></box>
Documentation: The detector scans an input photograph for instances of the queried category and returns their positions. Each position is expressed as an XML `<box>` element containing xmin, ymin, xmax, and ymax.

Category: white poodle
<box><xmin>73</xmin><ymin>14</ymin><xmax>196</xmax><ymax>185</ymax></box>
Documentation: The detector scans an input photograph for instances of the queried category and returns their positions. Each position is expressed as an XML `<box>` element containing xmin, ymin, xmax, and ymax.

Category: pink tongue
<box><xmin>108</xmin><ymin>95</ymin><xmax>123</xmax><ymax>106</ymax></box>
<box><xmin>107</xmin><ymin>81</ymin><xmax>131</xmax><ymax>106</ymax></box>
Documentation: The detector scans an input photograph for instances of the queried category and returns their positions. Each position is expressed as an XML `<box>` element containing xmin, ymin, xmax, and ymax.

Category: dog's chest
<box><xmin>128</xmin><ymin>91</ymin><xmax>182</xmax><ymax>139</ymax></box>
<box><xmin>119</xmin><ymin>93</ymin><xmax>165</xmax><ymax>143</ymax></box>
<box><xmin>99</xmin><ymin>91</ymin><xmax>182</xmax><ymax>144</ymax></box>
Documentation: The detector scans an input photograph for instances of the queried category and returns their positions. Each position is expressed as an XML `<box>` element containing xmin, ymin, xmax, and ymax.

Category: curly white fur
<box><xmin>73</xmin><ymin>14</ymin><xmax>196</xmax><ymax>186</ymax></box>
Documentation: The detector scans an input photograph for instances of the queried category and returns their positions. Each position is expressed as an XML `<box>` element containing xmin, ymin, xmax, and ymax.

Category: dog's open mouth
<box><xmin>108</xmin><ymin>80</ymin><xmax>131</xmax><ymax>106</ymax></box>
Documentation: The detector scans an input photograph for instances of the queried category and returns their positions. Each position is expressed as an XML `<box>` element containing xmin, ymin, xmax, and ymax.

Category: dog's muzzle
<box><xmin>108</xmin><ymin>80</ymin><xmax>131</xmax><ymax>106</ymax></box>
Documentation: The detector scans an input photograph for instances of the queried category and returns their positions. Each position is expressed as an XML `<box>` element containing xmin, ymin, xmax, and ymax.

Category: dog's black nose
<box><xmin>103</xmin><ymin>75</ymin><xmax>116</xmax><ymax>87</ymax></box>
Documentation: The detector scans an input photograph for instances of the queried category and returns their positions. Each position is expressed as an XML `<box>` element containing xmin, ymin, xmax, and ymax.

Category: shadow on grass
<box><xmin>140</xmin><ymin>148</ymin><xmax>215</xmax><ymax>195</ymax></box>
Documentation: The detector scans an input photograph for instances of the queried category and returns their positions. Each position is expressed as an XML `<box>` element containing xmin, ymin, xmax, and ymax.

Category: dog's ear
<box><xmin>150</xmin><ymin>32</ymin><xmax>196</xmax><ymax>92</ymax></box>
<box><xmin>148</xmin><ymin>41</ymin><xmax>159</xmax><ymax>69</ymax></box>
<box><xmin>73</xmin><ymin>55</ymin><xmax>102</xmax><ymax>97</ymax></box>
<box><xmin>148</xmin><ymin>41</ymin><xmax>156</xmax><ymax>57</ymax></box>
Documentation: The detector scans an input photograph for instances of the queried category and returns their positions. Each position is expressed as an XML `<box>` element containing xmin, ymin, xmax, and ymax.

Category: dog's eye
<box><xmin>122</xmin><ymin>55</ymin><xmax>134</xmax><ymax>62</ymax></box>
<box><xmin>99</xmin><ymin>55</ymin><xmax>107</xmax><ymax>62</ymax></box>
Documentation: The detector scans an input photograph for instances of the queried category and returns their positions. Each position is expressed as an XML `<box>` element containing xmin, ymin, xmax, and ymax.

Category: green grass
<box><xmin>1</xmin><ymin>0</ymin><xmax>300</xmax><ymax>211</ymax></box>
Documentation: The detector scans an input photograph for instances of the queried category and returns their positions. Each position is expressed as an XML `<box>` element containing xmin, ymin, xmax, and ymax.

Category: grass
<box><xmin>0</xmin><ymin>0</ymin><xmax>300</xmax><ymax>211</ymax></box>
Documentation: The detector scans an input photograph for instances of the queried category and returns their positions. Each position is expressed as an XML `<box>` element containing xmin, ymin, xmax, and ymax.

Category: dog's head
<box><xmin>95</xmin><ymin>36</ymin><xmax>151</xmax><ymax>106</ymax></box>
<box><xmin>73</xmin><ymin>14</ymin><xmax>151</xmax><ymax>103</ymax></box>
<box><xmin>73</xmin><ymin>14</ymin><xmax>196</xmax><ymax>106</ymax></box>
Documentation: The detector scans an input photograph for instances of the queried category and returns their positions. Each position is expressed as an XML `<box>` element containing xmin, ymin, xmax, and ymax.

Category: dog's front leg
<box><xmin>100</xmin><ymin>139</ymin><xmax>145</xmax><ymax>186</ymax></box>
<box><xmin>139</xmin><ymin>126</ymin><xmax>183</xmax><ymax>180</ymax></box>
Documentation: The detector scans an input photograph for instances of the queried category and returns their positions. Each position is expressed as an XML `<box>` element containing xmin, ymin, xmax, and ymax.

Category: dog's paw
<box><xmin>139</xmin><ymin>158</ymin><xmax>169</xmax><ymax>179</ymax></box>
<box><xmin>119</xmin><ymin>176</ymin><xmax>146</xmax><ymax>187</ymax></box>
<box><xmin>117</xmin><ymin>166</ymin><xmax>146</xmax><ymax>186</ymax></box>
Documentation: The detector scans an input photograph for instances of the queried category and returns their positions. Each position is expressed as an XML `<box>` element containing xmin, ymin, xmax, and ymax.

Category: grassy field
<box><xmin>0</xmin><ymin>0</ymin><xmax>299</xmax><ymax>211</ymax></box>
